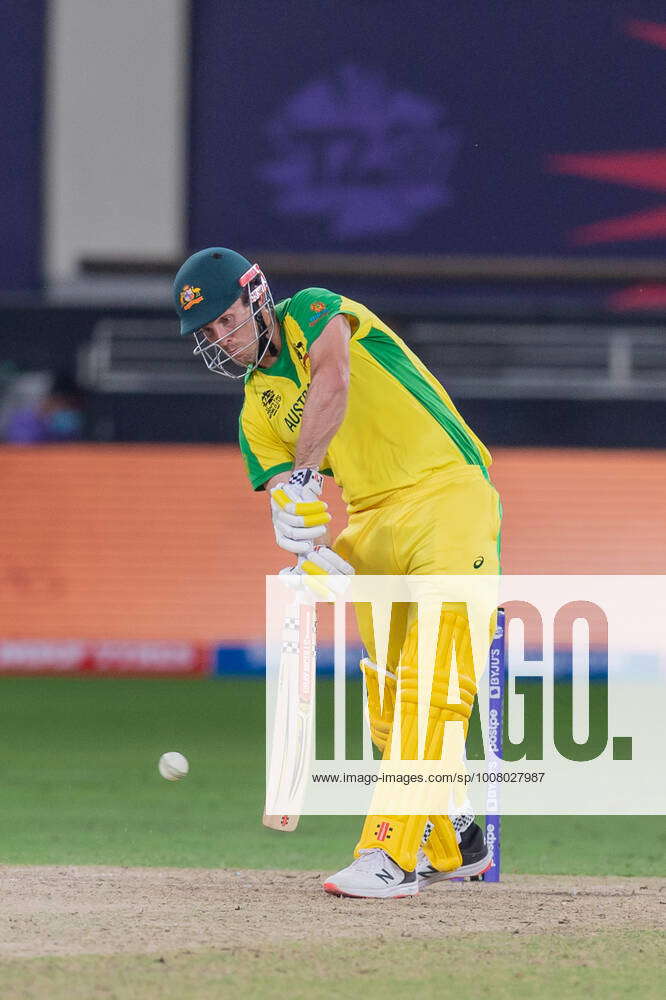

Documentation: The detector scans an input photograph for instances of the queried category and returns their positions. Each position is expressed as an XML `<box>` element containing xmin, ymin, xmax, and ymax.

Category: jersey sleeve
<box><xmin>238</xmin><ymin>404</ymin><xmax>293</xmax><ymax>491</ymax></box>
<box><xmin>286</xmin><ymin>287</ymin><xmax>358</xmax><ymax>348</ymax></box>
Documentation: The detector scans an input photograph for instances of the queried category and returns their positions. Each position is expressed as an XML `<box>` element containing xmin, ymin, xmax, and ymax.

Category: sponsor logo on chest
<box><xmin>261</xmin><ymin>389</ymin><xmax>281</xmax><ymax>418</ymax></box>
<box><xmin>293</xmin><ymin>340</ymin><xmax>309</xmax><ymax>363</ymax></box>
<box><xmin>284</xmin><ymin>387</ymin><xmax>309</xmax><ymax>432</ymax></box>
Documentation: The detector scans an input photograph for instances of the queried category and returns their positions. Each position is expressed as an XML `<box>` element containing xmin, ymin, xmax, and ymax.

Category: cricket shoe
<box><xmin>417</xmin><ymin>822</ymin><xmax>492</xmax><ymax>890</ymax></box>
<box><xmin>323</xmin><ymin>848</ymin><xmax>418</xmax><ymax>899</ymax></box>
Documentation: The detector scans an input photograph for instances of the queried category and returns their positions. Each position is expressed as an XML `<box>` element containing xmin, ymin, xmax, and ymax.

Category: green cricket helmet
<box><xmin>173</xmin><ymin>247</ymin><xmax>275</xmax><ymax>379</ymax></box>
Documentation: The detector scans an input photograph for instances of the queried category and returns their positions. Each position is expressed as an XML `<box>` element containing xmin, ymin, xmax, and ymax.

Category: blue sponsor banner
<box><xmin>214</xmin><ymin>642</ymin><xmax>364</xmax><ymax>677</ymax></box>
<box><xmin>212</xmin><ymin>644</ymin><xmax>657</xmax><ymax>680</ymax></box>
<box><xmin>190</xmin><ymin>1</ymin><xmax>666</xmax><ymax>259</ymax></box>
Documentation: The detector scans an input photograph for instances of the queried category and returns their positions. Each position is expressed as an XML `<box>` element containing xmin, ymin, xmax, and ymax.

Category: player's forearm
<box><xmin>294</xmin><ymin>372</ymin><xmax>348</xmax><ymax>471</ymax></box>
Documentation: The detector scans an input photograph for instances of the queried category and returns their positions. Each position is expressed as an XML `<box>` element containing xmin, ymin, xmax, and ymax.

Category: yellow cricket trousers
<box><xmin>333</xmin><ymin>465</ymin><xmax>502</xmax><ymax>871</ymax></box>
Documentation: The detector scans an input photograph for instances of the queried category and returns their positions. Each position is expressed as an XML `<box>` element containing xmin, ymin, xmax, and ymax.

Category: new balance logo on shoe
<box><xmin>323</xmin><ymin>848</ymin><xmax>419</xmax><ymax>898</ymax></box>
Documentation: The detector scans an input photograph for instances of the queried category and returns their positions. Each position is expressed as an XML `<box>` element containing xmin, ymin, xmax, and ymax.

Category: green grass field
<box><xmin>0</xmin><ymin>676</ymin><xmax>663</xmax><ymax>875</ymax></box>
<box><xmin>3</xmin><ymin>933</ymin><xmax>665</xmax><ymax>1000</ymax></box>
<box><xmin>2</xmin><ymin>676</ymin><xmax>664</xmax><ymax>999</ymax></box>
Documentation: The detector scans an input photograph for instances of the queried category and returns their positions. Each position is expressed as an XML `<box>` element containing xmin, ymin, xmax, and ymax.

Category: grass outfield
<box><xmin>2</xmin><ymin>932</ymin><xmax>665</xmax><ymax>1000</ymax></box>
<box><xmin>0</xmin><ymin>676</ymin><xmax>663</xmax><ymax>875</ymax></box>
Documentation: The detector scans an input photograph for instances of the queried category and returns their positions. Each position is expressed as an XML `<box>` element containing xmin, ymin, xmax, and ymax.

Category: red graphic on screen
<box><xmin>607</xmin><ymin>284</ymin><xmax>666</xmax><ymax>310</ymax></box>
<box><xmin>546</xmin><ymin>20</ymin><xmax>666</xmax><ymax>247</ymax></box>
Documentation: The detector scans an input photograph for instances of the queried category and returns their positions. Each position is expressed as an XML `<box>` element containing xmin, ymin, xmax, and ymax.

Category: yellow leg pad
<box><xmin>419</xmin><ymin>609</ymin><xmax>492</xmax><ymax>871</ymax></box>
<box><xmin>397</xmin><ymin>611</ymin><xmax>477</xmax><ymax>761</ymax></box>
<box><xmin>423</xmin><ymin>815</ymin><xmax>464</xmax><ymax>872</ymax></box>
<box><xmin>355</xmin><ymin>611</ymin><xmax>477</xmax><ymax>871</ymax></box>
<box><xmin>355</xmin><ymin>813</ymin><xmax>428</xmax><ymax>872</ymax></box>
<box><xmin>361</xmin><ymin>658</ymin><xmax>396</xmax><ymax>754</ymax></box>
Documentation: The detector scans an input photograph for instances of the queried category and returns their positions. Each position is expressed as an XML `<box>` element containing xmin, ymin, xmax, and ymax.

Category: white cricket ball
<box><xmin>158</xmin><ymin>751</ymin><xmax>189</xmax><ymax>781</ymax></box>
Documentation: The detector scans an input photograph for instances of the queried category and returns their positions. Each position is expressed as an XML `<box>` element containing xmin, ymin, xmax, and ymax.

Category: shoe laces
<box><xmin>355</xmin><ymin>848</ymin><xmax>399</xmax><ymax>874</ymax></box>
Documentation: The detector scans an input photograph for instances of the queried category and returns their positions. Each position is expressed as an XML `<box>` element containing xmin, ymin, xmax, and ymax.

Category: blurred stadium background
<box><xmin>1</xmin><ymin>1</ymin><xmax>665</xmax><ymax>677</ymax></box>
<box><xmin>2</xmin><ymin>9</ymin><xmax>666</xmax><ymax>998</ymax></box>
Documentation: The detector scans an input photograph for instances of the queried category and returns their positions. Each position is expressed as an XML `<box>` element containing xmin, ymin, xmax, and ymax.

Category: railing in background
<box><xmin>78</xmin><ymin>252</ymin><xmax>666</xmax><ymax>400</ymax></box>
<box><xmin>79</xmin><ymin>313</ymin><xmax>666</xmax><ymax>400</ymax></box>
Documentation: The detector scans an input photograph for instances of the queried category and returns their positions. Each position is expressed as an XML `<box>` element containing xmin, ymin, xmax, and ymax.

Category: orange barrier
<box><xmin>1</xmin><ymin>446</ymin><xmax>664</xmax><ymax>642</ymax></box>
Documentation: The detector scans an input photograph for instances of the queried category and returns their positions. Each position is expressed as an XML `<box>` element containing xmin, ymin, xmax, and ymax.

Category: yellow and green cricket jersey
<box><xmin>239</xmin><ymin>288</ymin><xmax>492</xmax><ymax>513</ymax></box>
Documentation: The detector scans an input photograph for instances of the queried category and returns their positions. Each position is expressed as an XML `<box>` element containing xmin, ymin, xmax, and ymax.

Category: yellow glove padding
<box><xmin>270</xmin><ymin>473</ymin><xmax>330</xmax><ymax>555</ymax></box>
<box><xmin>271</xmin><ymin>488</ymin><xmax>331</xmax><ymax>528</ymax></box>
<box><xmin>279</xmin><ymin>546</ymin><xmax>354</xmax><ymax>600</ymax></box>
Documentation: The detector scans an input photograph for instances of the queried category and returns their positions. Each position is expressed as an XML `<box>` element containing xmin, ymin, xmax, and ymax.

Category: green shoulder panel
<box><xmin>286</xmin><ymin>287</ymin><xmax>343</xmax><ymax>348</ymax></box>
<box><xmin>358</xmin><ymin>327</ymin><xmax>490</xmax><ymax>480</ymax></box>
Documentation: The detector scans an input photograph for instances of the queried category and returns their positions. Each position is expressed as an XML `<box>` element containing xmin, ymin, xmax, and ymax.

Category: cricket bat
<box><xmin>263</xmin><ymin>596</ymin><xmax>317</xmax><ymax>832</ymax></box>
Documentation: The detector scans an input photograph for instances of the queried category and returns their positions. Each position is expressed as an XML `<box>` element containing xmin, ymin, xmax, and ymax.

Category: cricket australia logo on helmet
<box><xmin>179</xmin><ymin>284</ymin><xmax>204</xmax><ymax>310</ymax></box>
<box><xmin>173</xmin><ymin>247</ymin><xmax>277</xmax><ymax>380</ymax></box>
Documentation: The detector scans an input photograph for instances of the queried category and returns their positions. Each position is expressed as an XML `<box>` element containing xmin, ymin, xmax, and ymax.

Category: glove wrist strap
<box><xmin>289</xmin><ymin>467</ymin><xmax>324</xmax><ymax>495</ymax></box>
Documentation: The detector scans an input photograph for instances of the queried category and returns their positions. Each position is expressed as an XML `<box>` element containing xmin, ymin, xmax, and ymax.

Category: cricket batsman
<box><xmin>173</xmin><ymin>248</ymin><xmax>502</xmax><ymax>898</ymax></box>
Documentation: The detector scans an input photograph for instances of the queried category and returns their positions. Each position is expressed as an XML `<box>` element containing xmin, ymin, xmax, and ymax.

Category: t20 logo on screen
<box><xmin>260</xmin><ymin>65</ymin><xmax>460</xmax><ymax>239</ymax></box>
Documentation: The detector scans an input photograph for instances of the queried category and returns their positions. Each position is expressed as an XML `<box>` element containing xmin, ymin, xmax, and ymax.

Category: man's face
<box><xmin>198</xmin><ymin>294</ymin><xmax>258</xmax><ymax>366</ymax></box>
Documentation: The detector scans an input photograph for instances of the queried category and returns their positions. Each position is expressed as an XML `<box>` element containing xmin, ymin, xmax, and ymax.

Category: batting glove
<box><xmin>270</xmin><ymin>469</ymin><xmax>331</xmax><ymax>554</ymax></box>
<box><xmin>279</xmin><ymin>546</ymin><xmax>354</xmax><ymax>599</ymax></box>
<box><xmin>299</xmin><ymin>546</ymin><xmax>354</xmax><ymax>577</ymax></box>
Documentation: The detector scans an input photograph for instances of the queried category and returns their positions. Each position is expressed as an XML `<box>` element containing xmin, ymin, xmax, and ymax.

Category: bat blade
<box><xmin>263</xmin><ymin>596</ymin><xmax>316</xmax><ymax>832</ymax></box>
